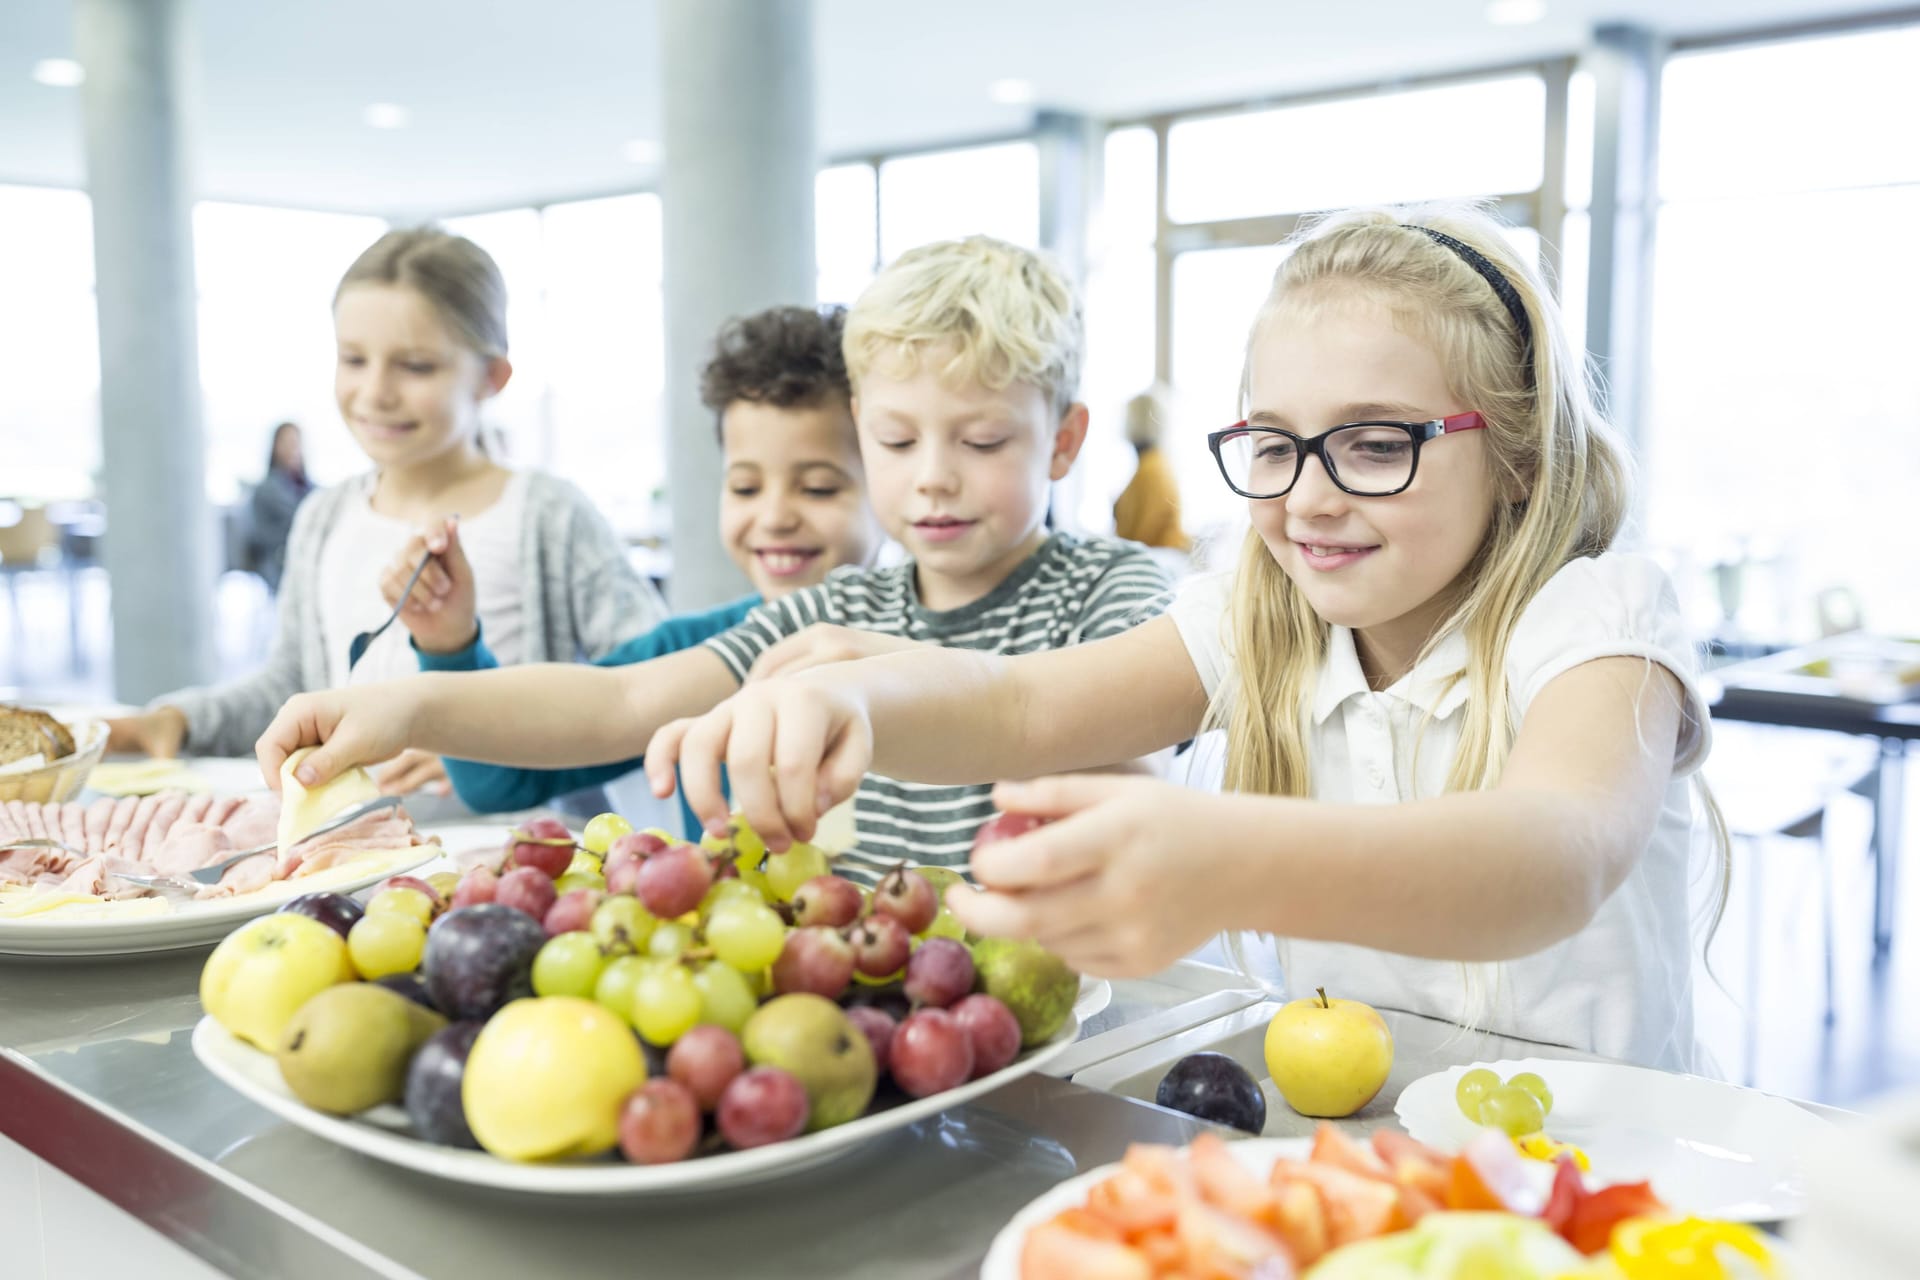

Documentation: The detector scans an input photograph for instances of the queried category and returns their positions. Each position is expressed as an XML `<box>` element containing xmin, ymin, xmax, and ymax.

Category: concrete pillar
<box><xmin>74</xmin><ymin>0</ymin><xmax>215</xmax><ymax>701</ymax></box>
<box><xmin>658</xmin><ymin>0</ymin><xmax>817</xmax><ymax>610</ymax></box>
<box><xmin>1584</xmin><ymin>23</ymin><xmax>1664</xmax><ymax>463</ymax></box>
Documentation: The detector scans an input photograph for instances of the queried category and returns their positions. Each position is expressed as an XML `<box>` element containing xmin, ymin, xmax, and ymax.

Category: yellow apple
<box><xmin>1263</xmin><ymin>987</ymin><xmax>1394</xmax><ymax>1118</ymax></box>
<box><xmin>200</xmin><ymin>913</ymin><xmax>355</xmax><ymax>1050</ymax></box>
<box><xmin>462</xmin><ymin>997</ymin><xmax>646</xmax><ymax>1161</ymax></box>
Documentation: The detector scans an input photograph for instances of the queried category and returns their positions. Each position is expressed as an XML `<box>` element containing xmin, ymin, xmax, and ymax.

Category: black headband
<box><xmin>1401</xmin><ymin>224</ymin><xmax>1535</xmax><ymax>378</ymax></box>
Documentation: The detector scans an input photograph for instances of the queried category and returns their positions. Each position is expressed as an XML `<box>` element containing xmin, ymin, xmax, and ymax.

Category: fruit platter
<box><xmin>193</xmin><ymin>808</ymin><xmax>1092</xmax><ymax>1193</ymax></box>
<box><xmin>987</xmin><ymin>1125</ymin><xmax>1791</xmax><ymax>1279</ymax></box>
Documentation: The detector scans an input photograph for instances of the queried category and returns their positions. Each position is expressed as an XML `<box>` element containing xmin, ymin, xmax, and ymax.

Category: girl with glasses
<box><xmin>644</xmin><ymin>205</ymin><xmax>1728</xmax><ymax>1071</ymax></box>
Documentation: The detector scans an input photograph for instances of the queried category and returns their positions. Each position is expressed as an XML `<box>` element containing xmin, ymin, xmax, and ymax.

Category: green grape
<box><xmin>699</xmin><ymin>878</ymin><xmax>765</xmax><ymax>921</ymax></box>
<box><xmin>591</xmin><ymin>895</ymin><xmax>656</xmax><ymax>956</ymax></box>
<box><xmin>555</xmin><ymin>870</ymin><xmax>607</xmax><ymax>895</ymax></box>
<box><xmin>348</xmin><ymin>912</ymin><xmax>426</xmax><ymax>978</ymax></box>
<box><xmin>581</xmin><ymin>812</ymin><xmax>633</xmax><ymax>856</ymax></box>
<box><xmin>732</xmin><ymin>817</ymin><xmax>768</xmax><ymax>863</ymax></box>
<box><xmin>533</xmin><ymin>932</ymin><xmax>606</xmax><ymax>999</ymax></box>
<box><xmin>648</xmin><ymin>920</ymin><xmax>696</xmax><ymax>960</ymax></box>
<box><xmin>594</xmin><ymin>955</ymin><xmax>653</xmax><ymax>1022</ymax></box>
<box><xmin>692</xmin><ymin>962</ymin><xmax>757</xmax><ymax>1034</ymax></box>
<box><xmin>1479</xmin><ymin>1085</ymin><xmax>1547</xmax><ymax>1138</ymax></box>
<box><xmin>366</xmin><ymin>887</ymin><xmax>434</xmax><ymax>926</ymax></box>
<box><xmin>1507</xmin><ymin>1072</ymin><xmax>1553</xmax><ymax>1117</ymax></box>
<box><xmin>564</xmin><ymin>850</ymin><xmax>604</xmax><ymax>878</ymax></box>
<box><xmin>632</xmin><ymin>963</ymin><xmax>703</xmax><ymax>1045</ymax></box>
<box><xmin>762</xmin><ymin>842</ymin><xmax>830</xmax><ymax>902</ymax></box>
<box><xmin>706</xmin><ymin>901</ymin><xmax>786</xmax><ymax>973</ymax></box>
<box><xmin>1455</xmin><ymin>1067</ymin><xmax>1501</xmax><ymax>1122</ymax></box>
<box><xmin>919</xmin><ymin>908</ymin><xmax>965</xmax><ymax>941</ymax></box>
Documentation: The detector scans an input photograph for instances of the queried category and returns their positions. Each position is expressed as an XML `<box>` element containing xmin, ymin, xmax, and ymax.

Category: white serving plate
<box><xmin>194</xmin><ymin>1006</ymin><xmax>1082</xmax><ymax>1195</ymax></box>
<box><xmin>1395</xmin><ymin>1058</ymin><xmax>1829</xmax><ymax>1221</ymax></box>
<box><xmin>0</xmin><ymin>821</ymin><xmax>502</xmax><ymax>957</ymax></box>
<box><xmin>979</xmin><ymin>1137</ymin><xmax>1309</xmax><ymax>1279</ymax></box>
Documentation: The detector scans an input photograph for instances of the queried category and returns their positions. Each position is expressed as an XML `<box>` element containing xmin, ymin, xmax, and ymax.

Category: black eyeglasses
<box><xmin>1206</xmin><ymin>412</ymin><xmax>1486</xmax><ymax>499</ymax></box>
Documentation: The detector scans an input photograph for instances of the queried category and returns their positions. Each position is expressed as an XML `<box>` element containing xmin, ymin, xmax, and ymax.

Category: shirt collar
<box><xmin>1312</xmin><ymin>625</ymin><xmax>1473</xmax><ymax>724</ymax></box>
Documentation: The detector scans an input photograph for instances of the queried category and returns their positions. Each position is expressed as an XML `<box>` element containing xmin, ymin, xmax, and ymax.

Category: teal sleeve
<box><xmin>419</xmin><ymin>600</ymin><xmax>758</xmax><ymax>836</ymax></box>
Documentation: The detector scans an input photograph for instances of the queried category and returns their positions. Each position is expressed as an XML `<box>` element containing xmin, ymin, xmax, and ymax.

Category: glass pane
<box><xmin>1661</xmin><ymin>25</ymin><xmax>1920</xmax><ymax>201</ymax></box>
<box><xmin>442</xmin><ymin>208</ymin><xmax>549</xmax><ymax>466</ymax></box>
<box><xmin>1169</xmin><ymin>243</ymin><xmax>1291</xmax><ymax>533</ymax></box>
<box><xmin>441</xmin><ymin>208</ymin><xmax>546</xmax><ymax>315</ymax></box>
<box><xmin>1557</xmin><ymin>210</ymin><xmax>1590</xmax><ymax>357</ymax></box>
<box><xmin>1099</xmin><ymin>126</ymin><xmax>1158</xmax><ymax>250</ymax></box>
<box><xmin>817</xmin><ymin>163</ymin><xmax>877</xmax><ymax>305</ymax></box>
<box><xmin>1646</xmin><ymin>186</ymin><xmax>1920</xmax><ymax>635</ymax></box>
<box><xmin>0</xmin><ymin>186</ymin><xmax>99</xmax><ymax>497</ymax></box>
<box><xmin>1565</xmin><ymin>69</ymin><xmax>1595</xmax><ymax>210</ymax></box>
<box><xmin>1075</xmin><ymin>243</ymin><xmax>1157</xmax><ymax>532</ymax></box>
<box><xmin>879</xmin><ymin>142</ymin><xmax>1039</xmax><ymax>262</ymax></box>
<box><xmin>1167</xmin><ymin>75</ymin><xmax>1545</xmax><ymax>223</ymax></box>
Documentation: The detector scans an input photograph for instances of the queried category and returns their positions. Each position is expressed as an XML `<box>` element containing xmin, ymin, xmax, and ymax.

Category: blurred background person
<box><xmin>1112</xmin><ymin>384</ymin><xmax>1190</xmax><ymax>554</ymax></box>
<box><xmin>244</xmin><ymin>420</ymin><xmax>312</xmax><ymax>593</ymax></box>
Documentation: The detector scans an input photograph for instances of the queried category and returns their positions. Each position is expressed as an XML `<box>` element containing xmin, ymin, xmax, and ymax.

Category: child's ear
<box><xmin>481</xmin><ymin>356</ymin><xmax>513</xmax><ymax>399</ymax></box>
<box><xmin>1047</xmin><ymin>403</ymin><xmax>1091</xmax><ymax>482</ymax></box>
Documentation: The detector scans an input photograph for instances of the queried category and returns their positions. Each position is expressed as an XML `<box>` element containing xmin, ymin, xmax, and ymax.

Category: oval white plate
<box><xmin>980</xmin><ymin>1136</ymin><xmax>1311</xmax><ymax>1279</ymax></box>
<box><xmin>1074</xmin><ymin>976</ymin><xmax>1112</xmax><ymax>1025</ymax></box>
<box><xmin>193</xmin><ymin>1006</ymin><xmax>1082</xmax><ymax>1195</ymax></box>
<box><xmin>1395</xmin><ymin>1058</ymin><xmax>1829</xmax><ymax>1221</ymax></box>
<box><xmin>0</xmin><ymin>821</ymin><xmax>500</xmax><ymax>957</ymax></box>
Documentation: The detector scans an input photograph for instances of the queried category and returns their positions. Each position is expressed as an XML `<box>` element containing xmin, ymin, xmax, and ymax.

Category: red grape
<box><xmin>771</xmin><ymin>927</ymin><xmax>856</xmax><ymax>999</ymax></box>
<box><xmin>871</xmin><ymin>867</ymin><xmax>938</xmax><ymax>934</ymax></box>
<box><xmin>635</xmin><ymin>845</ymin><xmax>714</xmax><ymax>919</ymax></box>
<box><xmin>951</xmin><ymin>994</ymin><xmax>1021</xmax><ymax>1079</ymax></box>
<box><xmin>843</xmin><ymin>1005</ymin><xmax>897</xmax><ymax>1075</ymax></box>
<box><xmin>903</xmin><ymin>937</ymin><xmax>975</xmax><ymax>1008</ymax></box>
<box><xmin>617</xmin><ymin>1079</ymin><xmax>701</xmax><ymax>1165</ymax></box>
<box><xmin>608</xmin><ymin>831</ymin><xmax>669</xmax><ymax>862</ymax></box>
<box><xmin>972</xmin><ymin>812</ymin><xmax>1047</xmax><ymax>850</ymax></box>
<box><xmin>495</xmin><ymin>865</ymin><xmax>558</xmax><ymax>922</ymax></box>
<box><xmin>889</xmin><ymin>1008</ymin><xmax>973</xmax><ymax>1098</ymax></box>
<box><xmin>716</xmin><ymin>1067</ymin><xmax>808</xmax><ymax>1149</ymax></box>
<box><xmin>790</xmin><ymin>875</ymin><xmax>862</xmax><ymax>929</ymax></box>
<box><xmin>542</xmin><ymin>887</ymin><xmax>603</xmax><ymax>938</ymax></box>
<box><xmin>604</xmin><ymin>855</ymin><xmax>643</xmax><ymax>897</ymax></box>
<box><xmin>509</xmin><ymin>817</ymin><xmax>575</xmax><ymax>879</ymax></box>
<box><xmin>665</xmin><ymin>1025</ymin><xmax>745</xmax><ymax>1111</ymax></box>
<box><xmin>450</xmin><ymin>866</ymin><xmax>498</xmax><ymax>909</ymax></box>
<box><xmin>847</xmin><ymin>914</ymin><xmax>912</xmax><ymax>978</ymax></box>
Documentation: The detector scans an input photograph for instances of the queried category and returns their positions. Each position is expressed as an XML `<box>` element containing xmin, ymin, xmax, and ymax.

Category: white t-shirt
<box><xmin>318</xmin><ymin>471</ymin><xmax>530</xmax><ymax>689</ymax></box>
<box><xmin>1168</xmin><ymin>552</ymin><xmax>1713</xmax><ymax>1070</ymax></box>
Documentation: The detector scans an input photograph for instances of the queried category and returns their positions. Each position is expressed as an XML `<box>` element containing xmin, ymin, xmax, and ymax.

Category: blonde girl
<box><xmin>646</xmin><ymin>204</ymin><xmax>1723</xmax><ymax>1070</ymax></box>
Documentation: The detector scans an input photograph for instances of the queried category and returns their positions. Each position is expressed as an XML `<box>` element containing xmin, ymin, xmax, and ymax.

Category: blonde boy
<box><xmin>259</xmin><ymin>237</ymin><xmax>1170</xmax><ymax>868</ymax></box>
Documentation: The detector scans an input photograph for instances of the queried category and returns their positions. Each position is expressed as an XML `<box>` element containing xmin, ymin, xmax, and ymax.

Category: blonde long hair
<box><xmin>1208</xmin><ymin>205</ymin><xmax>1730</xmax><ymax>967</ymax></box>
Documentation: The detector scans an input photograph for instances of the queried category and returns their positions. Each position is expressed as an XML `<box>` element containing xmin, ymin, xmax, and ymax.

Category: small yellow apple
<box><xmin>462</xmin><ymin>997</ymin><xmax>646</xmax><ymax>1161</ymax></box>
<box><xmin>1263</xmin><ymin>987</ymin><xmax>1394</xmax><ymax>1118</ymax></box>
<box><xmin>200</xmin><ymin>913</ymin><xmax>355</xmax><ymax>1050</ymax></box>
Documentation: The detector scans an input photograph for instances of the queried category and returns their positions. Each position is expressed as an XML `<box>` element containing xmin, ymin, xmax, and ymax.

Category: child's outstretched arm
<box><xmin>948</xmin><ymin>655</ymin><xmax>1688</xmax><ymax>976</ymax></box>
<box><xmin>257</xmin><ymin>646</ymin><xmax>740</xmax><ymax>790</ymax></box>
<box><xmin>646</xmin><ymin>615</ymin><xmax>1207</xmax><ymax>847</ymax></box>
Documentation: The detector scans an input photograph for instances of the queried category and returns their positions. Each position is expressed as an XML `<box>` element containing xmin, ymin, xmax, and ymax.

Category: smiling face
<box><xmin>853</xmin><ymin>352</ymin><xmax>1087</xmax><ymax>611</ymax></box>
<box><xmin>333</xmin><ymin>283</ymin><xmax>505</xmax><ymax>469</ymax></box>
<box><xmin>719</xmin><ymin>398</ymin><xmax>881</xmax><ymax>599</ymax></box>
<box><xmin>1243</xmin><ymin>293</ymin><xmax>1499</xmax><ymax>681</ymax></box>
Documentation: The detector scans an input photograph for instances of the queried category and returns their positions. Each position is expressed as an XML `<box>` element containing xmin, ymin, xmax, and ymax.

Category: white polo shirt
<box><xmin>1169</xmin><ymin>552</ymin><xmax>1713</xmax><ymax>1069</ymax></box>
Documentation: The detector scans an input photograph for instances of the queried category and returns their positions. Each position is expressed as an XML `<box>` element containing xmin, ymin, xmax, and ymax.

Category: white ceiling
<box><xmin>0</xmin><ymin>0</ymin><xmax>1908</xmax><ymax>219</ymax></box>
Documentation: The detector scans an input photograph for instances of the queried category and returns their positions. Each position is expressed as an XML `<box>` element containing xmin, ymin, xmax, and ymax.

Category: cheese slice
<box><xmin>277</xmin><ymin>747</ymin><xmax>382</xmax><ymax>855</ymax></box>
<box><xmin>812</xmin><ymin>796</ymin><xmax>857</xmax><ymax>855</ymax></box>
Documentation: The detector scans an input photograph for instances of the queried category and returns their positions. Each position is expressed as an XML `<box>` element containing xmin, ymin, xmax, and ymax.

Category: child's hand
<box><xmin>105</xmin><ymin>706</ymin><xmax>188</xmax><ymax>758</ymax></box>
<box><xmin>374</xmin><ymin>749</ymin><xmax>452</xmax><ymax>796</ymax></box>
<box><xmin>256</xmin><ymin>685</ymin><xmax>418</xmax><ymax>790</ymax></box>
<box><xmin>381</xmin><ymin>517</ymin><xmax>476</xmax><ymax>655</ymax></box>
<box><xmin>946</xmin><ymin>775</ymin><xmax>1238</xmax><ymax>978</ymax></box>
<box><xmin>644</xmin><ymin>676</ymin><xmax>873</xmax><ymax>851</ymax></box>
<box><xmin>746</xmin><ymin>626</ymin><xmax>926</xmax><ymax>683</ymax></box>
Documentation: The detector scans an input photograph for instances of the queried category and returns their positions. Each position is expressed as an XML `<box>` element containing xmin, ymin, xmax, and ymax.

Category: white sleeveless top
<box><xmin>1169</xmin><ymin>552</ymin><xmax>1713</xmax><ymax>1070</ymax></box>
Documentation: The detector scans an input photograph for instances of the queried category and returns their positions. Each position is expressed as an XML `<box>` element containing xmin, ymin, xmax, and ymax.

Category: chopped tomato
<box><xmin>1271</xmin><ymin>1178</ymin><xmax>1330</xmax><ymax>1267</ymax></box>
<box><xmin>1175</xmin><ymin>1197</ymin><xmax>1296</xmax><ymax>1280</ymax></box>
<box><xmin>1566</xmin><ymin>1180</ymin><xmax>1667</xmax><ymax>1255</ymax></box>
<box><xmin>1369</xmin><ymin>1128</ymin><xmax>1450</xmax><ymax>1171</ymax></box>
<box><xmin>1539</xmin><ymin>1153</ymin><xmax>1586</xmax><ymax>1234</ymax></box>
<box><xmin>1020</xmin><ymin>1216</ymin><xmax>1152</xmax><ymax>1280</ymax></box>
<box><xmin>1310</xmin><ymin>1124</ymin><xmax>1392</xmax><ymax>1180</ymax></box>
<box><xmin>1191</xmin><ymin>1132</ymin><xmax>1278</xmax><ymax>1222</ymax></box>
<box><xmin>1270</xmin><ymin>1160</ymin><xmax>1404</xmax><ymax>1247</ymax></box>
<box><xmin>1445</xmin><ymin>1129</ymin><xmax>1542</xmax><ymax>1214</ymax></box>
<box><xmin>1124</xmin><ymin>1142</ymin><xmax>1197</xmax><ymax>1197</ymax></box>
<box><xmin>1087</xmin><ymin>1169</ymin><xmax>1180</xmax><ymax>1236</ymax></box>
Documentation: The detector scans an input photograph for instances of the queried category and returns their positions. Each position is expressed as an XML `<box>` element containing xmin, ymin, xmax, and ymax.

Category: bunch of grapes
<box><xmin>1455</xmin><ymin>1067</ymin><xmax>1554</xmax><ymax>1137</ymax></box>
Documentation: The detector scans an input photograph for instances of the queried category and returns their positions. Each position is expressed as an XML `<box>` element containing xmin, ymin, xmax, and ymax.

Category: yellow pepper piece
<box><xmin>1608</xmin><ymin>1216</ymin><xmax>1776</xmax><ymax>1279</ymax></box>
<box><xmin>1515</xmin><ymin>1131</ymin><xmax>1592</xmax><ymax>1171</ymax></box>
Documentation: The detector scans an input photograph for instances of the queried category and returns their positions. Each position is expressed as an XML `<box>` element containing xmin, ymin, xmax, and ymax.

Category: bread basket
<box><xmin>0</xmin><ymin>717</ymin><xmax>108</xmax><ymax>803</ymax></box>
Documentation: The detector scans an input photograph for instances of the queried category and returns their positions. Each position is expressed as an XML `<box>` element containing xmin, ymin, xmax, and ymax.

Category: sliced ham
<box><xmin>83</xmin><ymin>796</ymin><xmax>116</xmax><ymax>847</ymax></box>
<box><xmin>138</xmin><ymin>793</ymin><xmax>188</xmax><ymax>862</ymax></box>
<box><xmin>278</xmin><ymin>806</ymin><xmax>422</xmax><ymax>879</ymax></box>
<box><xmin>146</xmin><ymin>822</ymin><xmax>235</xmax><ymax>878</ymax></box>
<box><xmin>101</xmin><ymin>794</ymin><xmax>140</xmax><ymax>850</ymax></box>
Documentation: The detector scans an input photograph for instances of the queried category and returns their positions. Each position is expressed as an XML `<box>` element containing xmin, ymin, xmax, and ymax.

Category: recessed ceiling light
<box><xmin>32</xmin><ymin>58</ymin><xmax>84</xmax><ymax>88</ymax></box>
<box><xmin>1486</xmin><ymin>0</ymin><xmax>1545</xmax><ymax>24</ymax></box>
<box><xmin>988</xmin><ymin>78</ymin><xmax>1033</xmax><ymax>106</ymax></box>
<box><xmin>363</xmin><ymin>103</ymin><xmax>408</xmax><ymax>129</ymax></box>
<box><xmin>622</xmin><ymin>138</ymin><xmax>661</xmax><ymax>164</ymax></box>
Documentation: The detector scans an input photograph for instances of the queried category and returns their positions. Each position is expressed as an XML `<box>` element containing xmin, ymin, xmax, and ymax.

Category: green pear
<box><xmin>970</xmin><ymin>937</ymin><xmax>1078</xmax><ymax>1047</ymax></box>
<box><xmin>277</xmin><ymin>983</ymin><xmax>445</xmax><ymax>1114</ymax></box>
<box><xmin>741</xmin><ymin>994</ymin><xmax>876</xmax><ymax>1131</ymax></box>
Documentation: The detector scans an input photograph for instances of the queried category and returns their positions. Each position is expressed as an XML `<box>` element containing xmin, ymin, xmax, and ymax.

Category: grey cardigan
<box><xmin>164</xmin><ymin>472</ymin><xmax>668</xmax><ymax>757</ymax></box>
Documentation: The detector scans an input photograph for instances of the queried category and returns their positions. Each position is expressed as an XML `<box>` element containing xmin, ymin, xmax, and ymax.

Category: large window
<box><xmin>0</xmin><ymin>186</ymin><xmax>98</xmax><ymax>500</ymax></box>
<box><xmin>1647</xmin><ymin>24</ymin><xmax>1920</xmax><ymax>635</ymax></box>
<box><xmin>878</xmin><ymin>141</ymin><xmax>1040</xmax><ymax>263</ymax></box>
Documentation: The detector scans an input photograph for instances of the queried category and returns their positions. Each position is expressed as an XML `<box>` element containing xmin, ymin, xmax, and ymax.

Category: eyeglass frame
<box><xmin>1205</xmin><ymin>411</ymin><xmax>1487</xmax><ymax>499</ymax></box>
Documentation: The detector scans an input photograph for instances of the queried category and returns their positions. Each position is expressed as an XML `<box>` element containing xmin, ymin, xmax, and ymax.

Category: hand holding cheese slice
<box><xmin>277</xmin><ymin>747</ymin><xmax>383</xmax><ymax>855</ymax></box>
